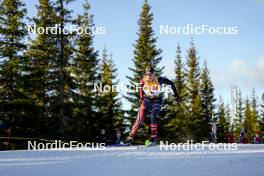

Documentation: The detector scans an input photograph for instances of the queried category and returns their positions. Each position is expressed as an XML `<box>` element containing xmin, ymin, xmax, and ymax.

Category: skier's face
<box><xmin>145</xmin><ymin>73</ymin><xmax>154</xmax><ymax>82</ymax></box>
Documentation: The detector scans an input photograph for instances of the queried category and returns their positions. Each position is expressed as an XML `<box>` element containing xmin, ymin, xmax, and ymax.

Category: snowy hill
<box><xmin>1</xmin><ymin>144</ymin><xmax>264</xmax><ymax>176</ymax></box>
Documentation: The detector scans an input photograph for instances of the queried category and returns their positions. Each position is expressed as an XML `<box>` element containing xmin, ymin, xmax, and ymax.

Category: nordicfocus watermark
<box><xmin>160</xmin><ymin>24</ymin><xmax>238</xmax><ymax>36</ymax></box>
<box><xmin>159</xmin><ymin>140</ymin><xmax>238</xmax><ymax>151</ymax></box>
<box><xmin>28</xmin><ymin>140</ymin><xmax>106</xmax><ymax>150</ymax></box>
<box><xmin>27</xmin><ymin>24</ymin><xmax>106</xmax><ymax>35</ymax></box>
<box><xmin>93</xmin><ymin>82</ymin><xmax>173</xmax><ymax>94</ymax></box>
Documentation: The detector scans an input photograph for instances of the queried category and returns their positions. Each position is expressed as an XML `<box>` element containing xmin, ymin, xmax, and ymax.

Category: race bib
<box><xmin>142</xmin><ymin>79</ymin><xmax>161</xmax><ymax>97</ymax></box>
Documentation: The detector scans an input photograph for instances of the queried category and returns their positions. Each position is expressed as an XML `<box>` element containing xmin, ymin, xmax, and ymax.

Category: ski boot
<box><xmin>144</xmin><ymin>137</ymin><xmax>157</xmax><ymax>147</ymax></box>
<box><xmin>150</xmin><ymin>136</ymin><xmax>157</xmax><ymax>146</ymax></box>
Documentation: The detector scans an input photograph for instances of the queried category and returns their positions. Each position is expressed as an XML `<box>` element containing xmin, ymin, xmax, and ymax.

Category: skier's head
<box><xmin>145</xmin><ymin>66</ymin><xmax>154</xmax><ymax>74</ymax></box>
<box><xmin>145</xmin><ymin>66</ymin><xmax>154</xmax><ymax>82</ymax></box>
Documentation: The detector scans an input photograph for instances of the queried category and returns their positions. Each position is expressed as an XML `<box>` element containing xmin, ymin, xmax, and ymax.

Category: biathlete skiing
<box><xmin>126</xmin><ymin>66</ymin><xmax>181</xmax><ymax>146</ymax></box>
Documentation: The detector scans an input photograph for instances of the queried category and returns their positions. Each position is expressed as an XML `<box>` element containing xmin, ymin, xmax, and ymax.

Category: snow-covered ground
<box><xmin>0</xmin><ymin>144</ymin><xmax>264</xmax><ymax>176</ymax></box>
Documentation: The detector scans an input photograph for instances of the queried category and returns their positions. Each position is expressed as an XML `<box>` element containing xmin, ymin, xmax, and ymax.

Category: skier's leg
<box><xmin>130</xmin><ymin>98</ymin><xmax>151</xmax><ymax>137</ymax></box>
<box><xmin>150</xmin><ymin>98</ymin><xmax>162</xmax><ymax>144</ymax></box>
<box><xmin>130</xmin><ymin>103</ymin><xmax>145</xmax><ymax>137</ymax></box>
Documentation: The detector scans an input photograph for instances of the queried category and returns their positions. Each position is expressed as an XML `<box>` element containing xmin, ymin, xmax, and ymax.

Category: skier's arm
<box><xmin>158</xmin><ymin>77</ymin><xmax>180</xmax><ymax>99</ymax></box>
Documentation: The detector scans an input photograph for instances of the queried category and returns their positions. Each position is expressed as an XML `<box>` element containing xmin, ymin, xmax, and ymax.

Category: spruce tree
<box><xmin>172</xmin><ymin>44</ymin><xmax>188</xmax><ymax>141</ymax></box>
<box><xmin>0</xmin><ymin>0</ymin><xmax>28</xmax><ymax>139</ymax></box>
<box><xmin>46</xmin><ymin>0</ymin><xmax>76</xmax><ymax>139</ymax></box>
<box><xmin>161</xmin><ymin>44</ymin><xmax>187</xmax><ymax>142</ymax></box>
<box><xmin>98</xmin><ymin>48</ymin><xmax>123</xmax><ymax>143</ymax></box>
<box><xmin>225</xmin><ymin>105</ymin><xmax>232</xmax><ymax>132</ymax></box>
<box><xmin>174</xmin><ymin>44</ymin><xmax>186</xmax><ymax>98</ymax></box>
<box><xmin>186</xmin><ymin>40</ymin><xmax>202</xmax><ymax>141</ymax></box>
<box><xmin>25</xmin><ymin>0</ymin><xmax>58</xmax><ymax>137</ymax></box>
<box><xmin>216</xmin><ymin>98</ymin><xmax>228</xmax><ymax>142</ymax></box>
<box><xmin>191</xmin><ymin>95</ymin><xmax>203</xmax><ymax>141</ymax></box>
<box><xmin>243</xmin><ymin>97</ymin><xmax>253</xmax><ymax>142</ymax></box>
<box><xmin>243</xmin><ymin>90</ymin><xmax>258</xmax><ymax>142</ymax></box>
<box><xmin>125</xmin><ymin>0</ymin><xmax>163</xmax><ymax>122</ymax></box>
<box><xmin>250</xmin><ymin>89</ymin><xmax>258</xmax><ymax>134</ymax></box>
<box><xmin>199</xmin><ymin>61</ymin><xmax>215</xmax><ymax>140</ymax></box>
<box><xmin>186</xmin><ymin>40</ymin><xmax>200</xmax><ymax>104</ymax></box>
<box><xmin>71</xmin><ymin>0</ymin><xmax>99</xmax><ymax>141</ymax></box>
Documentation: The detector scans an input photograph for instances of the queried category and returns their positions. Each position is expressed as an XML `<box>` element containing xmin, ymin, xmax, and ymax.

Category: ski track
<box><xmin>0</xmin><ymin>144</ymin><xmax>264</xmax><ymax>176</ymax></box>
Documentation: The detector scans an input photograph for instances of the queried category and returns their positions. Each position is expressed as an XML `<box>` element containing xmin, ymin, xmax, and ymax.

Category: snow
<box><xmin>0</xmin><ymin>144</ymin><xmax>264</xmax><ymax>176</ymax></box>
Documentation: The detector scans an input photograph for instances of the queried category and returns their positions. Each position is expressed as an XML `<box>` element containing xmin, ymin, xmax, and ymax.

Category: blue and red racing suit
<box><xmin>130</xmin><ymin>76</ymin><xmax>179</xmax><ymax>142</ymax></box>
